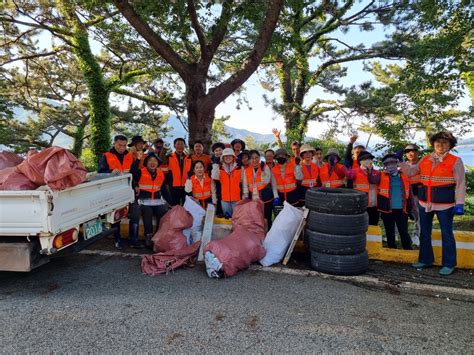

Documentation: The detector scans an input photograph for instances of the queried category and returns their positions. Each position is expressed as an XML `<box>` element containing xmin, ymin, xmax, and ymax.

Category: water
<box><xmin>455</xmin><ymin>145</ymin><xmax>474</xmax><ymax>168</ymax></box>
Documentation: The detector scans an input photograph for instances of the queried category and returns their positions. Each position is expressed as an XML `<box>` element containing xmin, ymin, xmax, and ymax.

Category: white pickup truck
<box><xmin>0</xmin><ymin>173</ymin><xmax>134</xmax><ymax>271</ymax></box>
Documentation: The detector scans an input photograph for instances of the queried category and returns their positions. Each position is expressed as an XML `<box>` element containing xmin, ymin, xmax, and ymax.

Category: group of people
<box><xmin>98</xmin><ymin>129</ymin><xmax>466</xmax><ymax>276</ymax></box>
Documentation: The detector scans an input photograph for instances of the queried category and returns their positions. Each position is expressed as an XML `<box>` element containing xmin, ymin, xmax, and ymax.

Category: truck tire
<box><xmin>310</xmin><ymin>250</ymin><xmax>368</xmax><ymax>275</ymax></box>
<box><xmin>306</xmin><ymin>229</ymin><xmax>366</xmax><ymax>255</ymax></box>
<box><xmin>305</xmin><ymin>188</ymin><xmax>368</xmax><ymax>215</ymax></box>
<box><xmin>306</xmin><ymin>211</ymin><xmax>368</xmax><ymax>235</ymax></box>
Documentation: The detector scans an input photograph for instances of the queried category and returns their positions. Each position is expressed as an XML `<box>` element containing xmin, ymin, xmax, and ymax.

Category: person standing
<box><xmin>244</xmin><ymin>150</ymin><xmax>279</xmax><ymax>229</ymax></box>
<box><xmin>98</xmin><ymin>135</ymin><xmax>134</xmax><ymax>250</ymax></box>
<box><xmin>167</xmin><ymin>138</ymin><xmax>192</xmax><ymax>206</ymax></box>
<box><xmin>190</xmin><ymin>140</ymin><xmax>211</xmax><ymax>171</ymax></box>
<box><xmin>376</xmin><ymin>154</ymin><xmax>412</xmax><ymax>250</ymax></box>
<box><xmin>313</xmin><ymin>147</ymin><xmax>323</xmax><ymax>168</ymax></box>
<box><xmin>404</xmin><ymin>144</ymin><xmax>421</xmax><ymax>245</ymax></box>
<box><xmin>401</xmin><ymin>131</ymin><xmax>466</xmax><ymax>276</ymax></box>
<box><xmin>272</xmin><ymin>149</ymin><xmax>302</xmax><ymax>206</ymax></box>
<box><xmin>319</xmin><ymin>148</ymin><xmax>346</xmax><ymax>188</ymax></box>
<box><xmin>298</xmin><ymin>144</ymin><xmax>319</xmax><ymax>205</ymax></box>
<box><xmin>345</xmin><ymin>133</ymin><xmax>366</xmax><ymax>188</ymax></box>
<box><xmin>210</xmin><ymin>142</ymin><xmax>226</xmax><ymax>216</ymax></box>
<box><xmin>211</xmin><ymin>148</ymin><xmax>247</xmax><ymax>217</ymax></box>
<box><xmin>264</xmin><ymin>149</ymin><xmax>275</xmax><ymax>169</ymax></box>
<box><xmin>185</xmin><ymin>160</ymin><xmax>216</xmax><ymax>209</ymax></box>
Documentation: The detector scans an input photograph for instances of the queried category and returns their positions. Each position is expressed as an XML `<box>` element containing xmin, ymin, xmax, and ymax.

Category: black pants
<box><xmin>381</xmin><ymin>209</ymin><xmax>412</xmax><ymax>250</ymax></box>
<box><xmin>367</xmin><ymin>206</ymin><xmax>380</xmax><ymax>226</ymax></box>
<box><xmin>278</xmin><ymin>189</ymin><xmax>300</xmax><ymax>206</ymax></box>
<box><xmin>141</xmin><ymin>205</ymin><xmax>168</xmax><ymax>235</ymax></box>
<box><xmin>170</xmin><ymin>187</ymin><xmax>186</xmax><ymax>206</ymax></box>
<box><xmin>263</xmin><ymin>201</ymin><xmax>274</xmax><ymax>231</ymax></box>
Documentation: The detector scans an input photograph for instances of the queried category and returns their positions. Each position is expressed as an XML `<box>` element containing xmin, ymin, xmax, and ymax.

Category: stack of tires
<box><xmin>305</xmin><ymin>187</ymin><xmax>369</xmax><ymax>275</ymax></box>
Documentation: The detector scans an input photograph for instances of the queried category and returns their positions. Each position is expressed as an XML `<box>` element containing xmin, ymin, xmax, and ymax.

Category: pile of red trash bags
<box><xmin>0</xmin><ymin>147</ymin><xmax>87</xmax><ymax>191</ymax></box>
<box><xmin>204</xmin><ymin>199</ymin><xmax>266</xmax><ymax>278</ymax></box>
<box><xmin>141</xmin><ymin>206</ymin><xmax>201</xmax><ymax>276</ymax></box>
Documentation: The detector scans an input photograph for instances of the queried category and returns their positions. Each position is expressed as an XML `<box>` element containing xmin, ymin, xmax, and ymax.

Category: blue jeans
<box><xmin>221</xmin><ymin>201</ymin><xmax>237</xmax><ymax>217</ymax></box>
<box><xmin>418</xmin><ymin>204</ymin><xmax>456</xmax><ymax>268</ymax></box>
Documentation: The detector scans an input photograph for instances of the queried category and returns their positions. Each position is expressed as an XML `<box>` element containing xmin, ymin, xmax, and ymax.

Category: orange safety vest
<box><xmin>353</xmin><ymin>168</ymin><xmax>377</xmax><ymax>206</ymax></box>
<box><xmin>245</xmin><ymin>165</ymin><xmax>269</xmax><ymax>192</ymax></box>
<box><xmin>191</xmin><ymin>175</ymin><xmax>212</xmax><ymax>202</ymax></box>
<box><xmin>319</xmin><ymin>164</ymin><xmax>345</xmax><ymax>188</ymax></box>
<box><xmin>168</xmin><ymin>153</ymin><xmax>192</xmax><ymax>187</ymax></box>
<box><xmin>138</xmin><ymin>167</ymin><xmax>165</xmax><ymax>200</ymax></box>
<box><xmin>377</xmin><ymin>172</ymin><xmax>410</xmax><ymax>213</ymax></box>
<box><xmin>300</xmin><ymin>162</ymin><xmax>319</xmax><ymax>188</ymax></box>
<box><xmin>352</xmin><ymin>160</ymin><xmax>359</xmax><ymax>169</ymax></box>
<box><xmin>104</xmin><ymin>151</ymin><xmax>134</xmax><ymax>173</ymax></box>
<box><xmin>272</xmin><ymin>163</ymin><xmax>297</xmax><ymax>193</ymax></box>
<box><xmin>418</xmin><ymin>153</ymin><xmax>458</xmax><ymax>204</ymax></box>
<box><xmin>220</xmin><ymin>166</ymin><xmax>241</xmax><ymax>202</ymax></box>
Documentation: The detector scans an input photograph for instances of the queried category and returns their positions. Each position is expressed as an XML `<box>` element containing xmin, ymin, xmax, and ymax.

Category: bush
<box><xmin>80</xmin><ymin>148</ymin><xmax>98</xmax><ymax>172</ymax></box>
<box><xmin>465</xmin><ymin>166</ymin><xmax>474</xmax><ymax>215</ymax></box>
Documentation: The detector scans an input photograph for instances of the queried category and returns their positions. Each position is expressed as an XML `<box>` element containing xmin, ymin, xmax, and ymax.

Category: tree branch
<box><xmin>186</xmin><ymin>0</ymin><xmax>208</xmax><ymax>59</ymax></box>
<box><xmin>83</xmin><ymin>11</ymin><xmax>120</xmax><ymax>27</ymax></box>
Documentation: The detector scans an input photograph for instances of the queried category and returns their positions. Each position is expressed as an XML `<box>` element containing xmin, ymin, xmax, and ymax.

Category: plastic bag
<box><xmin>260</xmin><ymin>201</ymin><xmax>304</xmax><ymax>266</ymax></box>
<box><xmin>0</xmin><ymin>152</ymin><xmax>23</xmax><ymax>170</ymax></box>
<box><xmin>16</xmin><ymin>146</ymin><xmax>87</xmax><ymax>190</ymax></box>
<box><xmin>231</xmin><ymin>199</ymin><xmax>266</xmax><ymax>239</ymax></box>
<box><xmin>0</xmin><ymin>167</ymin><xmax>38</xmax><ymax>190</ymax></box>
<box><xmin>204</xmin><ymin>251</ymin><xmax>223</xmax><ymax>278</ymax></box>
<box><xmin>141</xmin><ymin>241</ymin><xmax>201</xmax><ymax>276</ymax></box>
<box><xmin>151</xmin><ymin>205</ymin><xmax>192</xmax><ymax>252</ymax></box>
<box><xmin>182</xmin><ymin>196</ymin><xmax>206</xmax><ymax>245</ymax></box>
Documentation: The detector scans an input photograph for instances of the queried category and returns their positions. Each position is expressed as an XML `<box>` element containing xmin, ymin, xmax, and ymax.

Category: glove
<box><xmin>294</xmin><ymin>157</ymin><xmax>301</xmax><ymax>165</ymax></box>
<box><xmin>273</xmin><ymin>197</ymin><xmax>281</xmax><ymax>207</ymax></box>
<box><xmin>453</xmin><ymin>204</ymin><xmax>464</xmax><ymax>215</ymax></box>
<box><xmin>211</xmin><ymin>155</ymin><xmax>220</xmax><ymax>164</ymax></box>
<box><xmin>187</xmin><ymin>171</ymin><xmax>193</xmax><ymax>179</ymax></box>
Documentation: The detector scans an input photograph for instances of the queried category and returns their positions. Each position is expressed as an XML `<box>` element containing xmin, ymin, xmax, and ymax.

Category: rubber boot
<box><xmin>128</xmin><ymin>222</ymin><xmax>144</xmax><ymax>249</ymax></box>
<box><xmin>145</xmin><ymin>233</ymin><xmax>153</xmax><ymax>249</ymax></box>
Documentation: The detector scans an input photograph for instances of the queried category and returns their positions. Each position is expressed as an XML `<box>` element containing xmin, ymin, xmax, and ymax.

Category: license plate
<box><xmin>84</xmin><ymin>218</ymin><xmax>103</xmax><ymax>240</ymax></box>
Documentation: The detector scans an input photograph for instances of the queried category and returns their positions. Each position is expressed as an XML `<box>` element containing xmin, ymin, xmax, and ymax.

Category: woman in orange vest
<box><xmin>344</xmin><ymin>133</ymin><xmax>366</xmax><ymax>188</ymax></box>
<box><xmin>185</xmin><ymin>160</ymin><xmax>216</xmax><ymax>209</ymax></box>
<box><xmin>375</xmin><ymin>154</ymin><xmax>412</xmax><ymax>250</ymax></box>
<box><xmin>345</xmin><ymin>151</ymin><xmax>380</xmax><ymax>226</ymax></box>
<box><xmin>298</xmin><ymin>144</ymin><xmax>319</xmax><ymax>205</ymax></box>
<box><xmin>319</xmin><ymin>148</ymin><xmax>346</xmax><ymax>188</ymax></box>
<box><xmin>243</xmin><ymin>150</ymin><xmax>279</xmax><ymax>229</ymax></box>
<box><xmin>271</xmin><ymin>149</ymin><xmax>302</xmax><ymax>206</ymax></box>
<box><xmin>401</xmin><ymin>131</ymin><xmax>466</xmax><ymax>276</ymax></box>
<box><xmin>211</xmin><ymin>148</ymin><xmax>248</xmax><ymax>217</ymax></box>
<box><xmin>131</xmin><ymin>152</ymin><xmax>168</xmax><ymax>248</ymax></box>
<box><xmin>167</xmin><ymin>137</ymin><xmax>192</xmax><ymax>206</ymax></box>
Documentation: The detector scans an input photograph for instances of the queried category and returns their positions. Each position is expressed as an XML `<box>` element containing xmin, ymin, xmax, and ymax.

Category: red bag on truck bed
<box><xmin>16</xmin><ymin>146</ymin><xmax>87</xmax><ymax>190</ymax></box>
<box><xmin>0</xmin><ymin>151</ymin><xmax>23</xmax><ymax>170</ymax></box>
<box><xmin>151</xmin><ymin>205</ymin><xmax>192</xmax><ymax>253</ymax></box>
<box><xmin>0</xmin><ymin>167</ymin><xmax>38</xmax><ymax>190</ymax></box>
<box><xmin>203</xmin><ymin>200</ymin><xmax>266</xmax><ymax>277</ymax></box>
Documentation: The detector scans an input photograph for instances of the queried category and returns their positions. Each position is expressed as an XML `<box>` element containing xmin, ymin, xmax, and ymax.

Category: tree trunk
<box><xmin>186</xmin><ymin>80</ymin><xmax>214</xmax><ymax>151</ymax></box>
<box><xmin>72</xmin><ymin>124</ymin><xmax>85</xmax><ymax>157</ymax></box>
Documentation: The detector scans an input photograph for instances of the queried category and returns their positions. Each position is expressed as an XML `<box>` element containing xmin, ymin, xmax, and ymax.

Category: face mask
<box><xmin>276</xmin><ymin>157</ymin><xmax>287</xmax><ymax>165</ymax></box>
<box><xmin>360</xmin><ymin>159</ymin><xmax>373</xmax><ymax>169</ymax></box>
<box><xmin>328</xmin><ymin>155</ymin><xmax>339</xmax><ymax>165</ymax></box>
<box><xmin>384</xmin><ymin>163</ymin><xmax>398</xmax><ymax>175</ymax></box>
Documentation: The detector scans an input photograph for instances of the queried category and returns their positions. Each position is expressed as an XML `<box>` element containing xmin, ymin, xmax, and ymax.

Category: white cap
<box><xmin>221</xmin><ymin>148</ymin><xmax>235</xmax><ymax>157</ymax></box>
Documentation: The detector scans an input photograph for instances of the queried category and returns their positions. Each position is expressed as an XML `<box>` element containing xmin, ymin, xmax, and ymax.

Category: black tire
<box><xmin>305</xmin><ymin>187</ymin><xmax>368</xmax><ymax>215</ymax></box>
<box><xmin>310</xmin><ymin>250</ymin><xmax>368</xmax><ymax>275</ymax></box>
<box><xmin>306</xmin><ymin>229</ymin><xmax>366</xmax><ymax>255</ymax></box>
<box><xmin>306</xmin><ymin>211</ymin><xmax>368</xmax><ymax>235</ymax></box>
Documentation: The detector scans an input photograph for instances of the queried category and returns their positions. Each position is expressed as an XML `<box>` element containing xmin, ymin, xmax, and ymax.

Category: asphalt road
<box><xmin>0</xmin><ymin>254</ymin><xmax>472</xmax><ymax>353</ymax></box>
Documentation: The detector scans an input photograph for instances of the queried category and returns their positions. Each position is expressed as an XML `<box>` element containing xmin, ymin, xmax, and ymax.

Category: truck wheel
<box><xmin>310</xmin><ymin>250</ymin><xmax>368</xmax><ymax>275</ymax></box>
<box><xmin>306</xmin><ymin>229</ymin><xmax>366</xmax><ymax>255</ymax></box>
<box><xmin>306</xmin><ymin>211</ymin><xmax>368</xmax><ymax>235</ymax></box>
<box><xmin>305</xmin><ymin>188</ymin><xmax>368</xmax><ymax>215</ymax></box>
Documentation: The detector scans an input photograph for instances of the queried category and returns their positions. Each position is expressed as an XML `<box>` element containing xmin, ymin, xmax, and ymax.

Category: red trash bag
<box><xmin>0</xmin><ymin>167</ymin><xmax>38</xmax><ymax>190</ymax></box>
<box><xmin>0</xmin><ymin>151</ymin><xmax>24</xmax><ymax>170</ymax></box>
<box><xmin>231</xmin><ymin>199</ymin><xmax>266</xmax><ymax>240</ymax></box>
<box><xmin>152</xmin><ymin>205</ymin><xmax>192</xmax><ymax>253</ymax></box>
<box><xmin>16</xmin><ymin>146</ymin><xmax>87</xmax><ymax>190</ymax></box>
<box><xmin>141</xmin><ymin>241</ymin><xmax>201</xmax><ymax>276</ymax></box>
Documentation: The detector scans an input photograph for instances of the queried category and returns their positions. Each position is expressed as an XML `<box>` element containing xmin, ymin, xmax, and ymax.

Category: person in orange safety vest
<box><xmin>272</xmin><ymin>148</ymin><xmax>303</xmax><ymax>206</ymax></box>
<box><xmin>319</xmin><ymin>148</ymin><xmax>346</xmax><ymax>189</ymax></box>
<box><xmin>298</xmin><ymin>144</ymin><xmax>319</xmax><ymax>206</ymax></box>
<box><xmin>185</xmin><ymin>160</ymin><xmax>216</xmax><ymax>209</ymax></box>
<box><xmin>167</xmin><ymin>137</ymin><xmax>192</xmax><ymax>206</ymax></box>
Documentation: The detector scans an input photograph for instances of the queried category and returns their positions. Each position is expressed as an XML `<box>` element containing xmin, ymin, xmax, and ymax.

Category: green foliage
<box><xmin>211</xmin><ymin>115</ymin><xmax>231</xmax><ymax>142</ymax></box>
<box><xmin>80</xmin><ymin>148</ymin><xmax>97</xmax><ymax>172</ymax></box>
<box><xmin>465</xmin><ymin>167</ymin><xmax>474</xmax><ymax>216</ymax></box>
<box><xmin>304</xmin><ymin>138</ymin><xmax>345</xmax><ymax>157</ymax></box>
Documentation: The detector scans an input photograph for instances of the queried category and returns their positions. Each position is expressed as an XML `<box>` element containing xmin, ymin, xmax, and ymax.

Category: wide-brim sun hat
<box><xmin>381</xmin><ymin>153</ymin><xmax>399</xmax><ymax>164</ymax></box>
<box><xmin>221</xmin><ymin>148</ymin><xmax>235</xmax><ymax>157</ymax></box>
<box><xmin>324</xmin><ymin>148</ymin><xmax>340</xmax><ymax>160</ymax></box>
<box><xmin>230</xmin><ymin>139</ymin><xmax>246</xmax><ymax>150</ymax></box>
<box><xmin>299</xmin><ymin>144</ymin><xmax>316</xmax><ymax>157</ymax></box>
<box><xmin>211</xmin><ymin>142</ymin><xmax>226</xmax><ymax>152</ymax></box>
<box><xmin>357</xmin><ymin>151</ymin><xmax>375</xmax><ymax>163</ymax></box>
<box><xmin>404</xmin><ymin>144</ymin><xmax>419</xmax><ymax>153</ymax></box>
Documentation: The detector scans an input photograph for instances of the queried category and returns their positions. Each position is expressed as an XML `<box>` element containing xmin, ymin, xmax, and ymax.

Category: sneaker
<box><xmin>114</xmin><ymin>241</ymin><xmax>123</xmax><ymax>251</ymax></box>
<box><xmin>129</xmin><ymin>241</ymin><xmax>145</xmax><ymax>249</ymax></box>
<box><xmin>412</xmin><ymin>262</ymin><xmax>433</xmax><ymax>269</ymax></box>
<box><xmin>439</xmin><ymin>266</ymin><xmax>455</xmax><ymax>276</ymax></box>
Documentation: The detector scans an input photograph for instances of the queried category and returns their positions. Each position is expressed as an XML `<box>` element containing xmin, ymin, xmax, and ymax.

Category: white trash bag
<box><xmin>183</xmin><ymin>196</ymin><xmax>206</xmax><ymax>245</ymax></box>
<box><xmin>260</xmin><ymin>201</ymin><xmax>303</xmax><ymax>266</ymax></box>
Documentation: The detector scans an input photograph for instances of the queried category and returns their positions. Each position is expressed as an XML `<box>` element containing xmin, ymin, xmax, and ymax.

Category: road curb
<box><xmin>79</xmin><ymin>249</ymin><xmax>473</xmax><ymax>302</ymax></box>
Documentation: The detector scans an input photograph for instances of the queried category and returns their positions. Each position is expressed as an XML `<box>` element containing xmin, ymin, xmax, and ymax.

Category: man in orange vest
<box><xmin>190</xmin><ymin>140</ymin><xmax>211</xmax><ymax>171</ymax></box>
<box><xmin>298</xmin><ymin>144</ymin><xmax>319</xmax><ymax>205</ymax></box>
<box><xmin>400</xmin><ymin>131</ymin><xmax>466</xmax><ymax>276</ymax></box>
<box><xmin>131</xmin><ymin>152</ymin><xmax>167</xmax><ymax>248</ymax></box>
<box><xmin>98</xmin><ymin>135</ymin><xmax>134</xmax><ymax>250</ymax></box>
<box><xmin>404</xmin><ymin>144</ymin><xmax>421</xmax><ymax>246</ymax></box>
<box><xmin>272</xmin><ymin>148</ymin><xmax>302</xmax><ymax>206</ymax></box>
<box><xmin>319</xmin><ymin>148</ymin><xmax>346</xmax><ymax>188</ymax></box>
<box><xmin>167</xmin><ymin>137</ymin><xmax>192</xmax><ymax>206</ymax></box>
<box><xmin>313</xmin><ymin>147</ymin><xmax>323</xmax><ymax>168</ymax></box>
<box><xmin>375</xmin><ymin>154</ymin><xmax>412</xmax><ymax>250</ymax></box>
<box><xmin>152</xmin><ymin>138</ymin><xmax>172</xmax><ymax>204</ymax></box>
<box><xmin>211</xmin><ymin>148</ymin><xmax>248</xmax><ymax>217</ymax></box>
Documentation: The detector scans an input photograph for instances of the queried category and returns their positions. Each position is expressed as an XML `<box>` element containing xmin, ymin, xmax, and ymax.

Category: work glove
<box><xmin>294</xmin><ymin>157</ymin><xmax>301</xmax><ymax>165</ymax></box>
<box><xmin>273</xmin><ymin>197</ymin><xmax>281</xmax><ymax>207</ymax></box>
<box><xmin>453</xmin><ymin>204</ymin><xmax>464</xmax><ymax>215</ymax></box>
<box><xmin>211</xmin><ymin>155</ymin><xmax>220</xmax><ymax>164</ymax></box>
